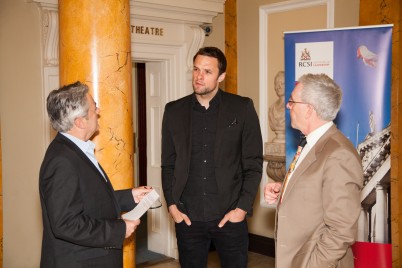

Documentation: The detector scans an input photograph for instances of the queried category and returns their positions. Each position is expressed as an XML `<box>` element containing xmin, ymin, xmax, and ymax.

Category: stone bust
<box><xmin>268</xmin><ymin>71</ymin><xmax>285</xmax><ymax>142</ymax></box>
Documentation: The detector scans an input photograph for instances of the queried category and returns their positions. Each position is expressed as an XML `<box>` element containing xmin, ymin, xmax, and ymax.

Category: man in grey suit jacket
<box><xmin>162</xmin><ymin>47</ymin><xmax>263</xmax><ymax>268</ymax></box>
<box><xmin>39</xmin><ymin>81</ymin><xmax>152</xmax><ymax>267</ymax></box>
<box><xmin>265</xmin><ymin>73</ymin><xmax>363</xmax><ymax>268</ymax></box>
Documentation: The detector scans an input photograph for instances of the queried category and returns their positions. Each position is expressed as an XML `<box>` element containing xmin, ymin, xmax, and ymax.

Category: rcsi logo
<box><xmin>301</xmin><ymin>48</ymin><xmax>311</xmax><ymax>60</ymax></box>
<box><xmin>295</xmin><ymin>41</ymin><xmax>333</xmax><ymax>80</ymax></box>
<box><xmin>299</xmin><ymin>48</ymin><xmax>312</xmax><ymax>67</ymax></box>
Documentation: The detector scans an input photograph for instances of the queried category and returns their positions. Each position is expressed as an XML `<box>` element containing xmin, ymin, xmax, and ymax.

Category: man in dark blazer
<box><xmin>265</xmin><ymin>73</ymin><xmax>363</xmax><ymax>268</ymax></box>
<box><xmin>39</xmin><ymin>81</ymin><xmax>151</xmax><ymax>267</ymax></box>
<box><xmin>161</xmin><ymin>47</ymin><xmax>263</xmax><ymax>268</ymax></box>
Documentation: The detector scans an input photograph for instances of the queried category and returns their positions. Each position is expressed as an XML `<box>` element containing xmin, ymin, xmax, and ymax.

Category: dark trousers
<box><xmin>175</xmin><ymin>219</ymin><xmax>249</xmax><ymax>268</ymax></box>
<box><xmin>79</xmin><ymin>249</ymin><xmax>122</xmax><ymax>268</ymax></box>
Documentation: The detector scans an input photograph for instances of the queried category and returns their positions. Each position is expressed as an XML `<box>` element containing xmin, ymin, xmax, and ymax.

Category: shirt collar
<box><xmin>192</xmin><ymin>89</ymin><xmax>222</xmax><ymax>108</ymax></box>
<box><xmin>61</xmin><ymin>132</ymin><xmax>96</xmax><ymax>155</ymax></box>
<box><xmin>305</xmin><ymin>121</ymin><xmax>333</xmax><ymax>147</ymax></box>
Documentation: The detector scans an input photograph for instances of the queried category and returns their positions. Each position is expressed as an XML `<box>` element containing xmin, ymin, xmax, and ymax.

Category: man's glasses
<box><xmin>150</xmin><ymin>200</ymin><xmax>162</xmax><ymax>209</ymax></box>
<box><xmin>287</xmin><ymin>99</ymin><xmax>309</xmax><ymax>106</ymax></box>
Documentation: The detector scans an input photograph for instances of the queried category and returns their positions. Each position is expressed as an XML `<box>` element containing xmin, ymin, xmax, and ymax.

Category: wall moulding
<box><xmin>130</xmin><ymin>0</ymin><xmax>225</xmax><ymax>24</ymax></box>
<box><xmin>42</xmin><ymin>7</ymin><xmax>58</xmax><ymax>66</ymax></box>
<box><xmin>32</xmin><ymin>0</ymin><xmax>225</xmax><ymax>25</ymax></box>
<box><xmin>31</xmin><ymin>0</ymin><xmax>225</xmax><ymax>68</ymax></box>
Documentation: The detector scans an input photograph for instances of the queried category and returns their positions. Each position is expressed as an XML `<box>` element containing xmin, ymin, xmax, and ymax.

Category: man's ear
<box><xmin>218</xmin><ymin>72</ymin><xmax>226</xmax><ymax>83</ymax></box>
<box><xmin>74</xmin><ymin>117</ymin><xmax>86</xmax><ymax>129</ymax></box>
<box><xmin>305</xmin><ymin>104</ymin><xmax>315</xmax><ymax>118</ymax></box>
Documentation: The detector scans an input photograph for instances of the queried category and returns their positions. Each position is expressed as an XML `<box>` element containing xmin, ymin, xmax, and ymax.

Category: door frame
<box><xmin>132</xmin><ymin>43</ymin><xmax>188</xmax><ymax>258</ymax></box>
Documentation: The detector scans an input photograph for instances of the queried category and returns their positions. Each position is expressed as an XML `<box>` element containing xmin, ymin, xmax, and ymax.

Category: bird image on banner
<box><xmin>357</xmin><ymin>45</ymin><xmax>378</xmax><ymax>68</ymax></box>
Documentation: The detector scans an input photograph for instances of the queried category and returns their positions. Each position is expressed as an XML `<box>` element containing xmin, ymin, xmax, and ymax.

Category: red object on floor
<box><xmin>352</xmin><ymin>241</ymin><xmax>391</xmax><ymax>268</ymax></box>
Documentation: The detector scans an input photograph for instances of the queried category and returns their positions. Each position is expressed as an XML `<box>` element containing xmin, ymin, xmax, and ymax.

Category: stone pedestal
<box><xmin>264</xmin><ymin>142</ymin><xmax>286</xmax><ymax>182</ymax></box>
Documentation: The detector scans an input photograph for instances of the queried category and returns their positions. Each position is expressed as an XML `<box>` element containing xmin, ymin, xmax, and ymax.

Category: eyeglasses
<box><xmin>287</xmin><ymin>99</ymin><xmax>309</xmax><ymax>106</ymax></box>
<box><xmin>149</xmin><ymin>200</ymin><xmax>162</xmax><ymax>209</ymax></box>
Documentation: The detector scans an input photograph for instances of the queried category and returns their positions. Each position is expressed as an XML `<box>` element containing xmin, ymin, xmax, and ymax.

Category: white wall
<box><xmin>0</xmin><ymin>0</ymin><xmax>45</xmax><ymax>266</ymax></box>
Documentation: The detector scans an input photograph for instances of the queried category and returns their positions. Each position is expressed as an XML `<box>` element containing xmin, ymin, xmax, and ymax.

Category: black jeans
<box><xmin>175</xmin><ymin>219</ymin><xmax>249</xmax><ymax>268</ymax></box>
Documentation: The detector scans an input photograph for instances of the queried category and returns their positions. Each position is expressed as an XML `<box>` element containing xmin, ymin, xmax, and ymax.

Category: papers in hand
<box><xmin>122</xmin><ymin>189</ymin><xmax>160</xmax><ymax>220</ymax></box>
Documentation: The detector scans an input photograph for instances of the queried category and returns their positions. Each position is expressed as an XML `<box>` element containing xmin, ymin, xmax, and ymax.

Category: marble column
<box><xmin>375</xmin><ymin>183</ymin><xmax>388</xmax><ymax>243</ymax></box>
<box><xmin>357</xmin><ymin>206</ymin><xmax>368</xmax><ymax>242</ymax></box>
<box><xmin>224</xmin><ymin>0</ymin><xmax>237</xmax><ymax>94</ymax></box>
<box><xmin>58</xmin><ymin>0</ymin><xmax>135</xmax><ymax>267</ymax></box>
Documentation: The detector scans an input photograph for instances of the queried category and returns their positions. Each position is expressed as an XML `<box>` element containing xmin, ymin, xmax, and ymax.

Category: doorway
<box><xmin>131</xmin><ymin>43</ymin><xmax>187</xmax><ymax>262</ymax></box>
<box><xmin>133</xmin><ymin>62</ymin><xmax>174</xmax><ymax>265</ymax></box>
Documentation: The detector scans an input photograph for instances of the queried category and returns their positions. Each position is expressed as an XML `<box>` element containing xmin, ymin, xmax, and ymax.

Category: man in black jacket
<box><xmin>161</xmin><ymin>47</ymin><xmax>263</xmax><ymax>268</ymax></box>
<box><xmin>39</xmin><ymin>81</ymin><xmax>151</xmax><ymax>267</ymax></box>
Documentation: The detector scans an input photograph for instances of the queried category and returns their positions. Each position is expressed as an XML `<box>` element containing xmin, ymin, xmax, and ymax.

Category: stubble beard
<box><xmin>193</xmin><ymin>83</ymin><xmax>218</xmax><ymax>96</ymax></box>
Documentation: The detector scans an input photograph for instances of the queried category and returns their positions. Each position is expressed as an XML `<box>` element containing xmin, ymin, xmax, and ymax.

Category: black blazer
<box><xmin>161</xmin><ymin>90</ymin><xmax>263</xmax><ymax>217</ymax></box>
<box><xmin>39</xmin><ymin>133</ymin><xmax>136</xmax><ymax>268</ymax></box>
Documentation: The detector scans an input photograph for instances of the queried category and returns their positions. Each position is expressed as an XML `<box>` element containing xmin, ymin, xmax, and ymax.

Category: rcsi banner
<box><xmin>284</xmin><ymin>25</ymin><xmax>393</xmax><ymax>267</ymax></box>
<box><xmin>284</xmin><ymin>25</ymin><xmax>392</xmax><ymax>152</ymax></box>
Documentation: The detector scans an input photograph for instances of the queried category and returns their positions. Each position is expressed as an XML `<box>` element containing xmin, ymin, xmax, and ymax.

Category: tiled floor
<box><xmin>138</xmin><ymin>251</ymin><xmax>275</xmax><ymax>268</ymax></box>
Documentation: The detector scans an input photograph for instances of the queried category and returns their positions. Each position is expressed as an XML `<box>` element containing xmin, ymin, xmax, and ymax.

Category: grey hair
<box><xmin>298</xmin><ymin>73</ymin><xmax>342</xmax><ymax>121</ymax></box>
<box><xmin>46</xmin><ymin>81</ymin><xmax>89</xmax><ymax>132</ymax></box>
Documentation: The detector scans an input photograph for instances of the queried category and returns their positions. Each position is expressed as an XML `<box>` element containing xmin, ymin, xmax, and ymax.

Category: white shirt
<box><xmin>61</xmin><ymin>132</ymin><xmax>107</xmax><ymax>181</ymax></box>
<box><xmin>283</xmin><ymin>121</ymin><xmax>333</xmax><ymax>195</ymax></box>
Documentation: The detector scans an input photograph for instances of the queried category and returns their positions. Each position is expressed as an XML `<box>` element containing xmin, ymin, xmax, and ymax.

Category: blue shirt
<box><xmin>60</xmin><ymin>132</ymin><xmax>106</xmax><ymax>181</ymax></box>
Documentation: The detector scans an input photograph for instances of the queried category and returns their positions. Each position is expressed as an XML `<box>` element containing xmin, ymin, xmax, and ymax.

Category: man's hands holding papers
<box><xmin>123</xmin><ymin>188</ymin><xmax>160</xmax><ymax>222</ymax></box>
<box><xmin>124</xmin><ymin>186</ymin><xmax>154</xmax><ymax>238</ymax></box>
<box><xmin>132</xmin><ymin>186</ymin><xmax>153</xmax><ymax>203</ymax></box>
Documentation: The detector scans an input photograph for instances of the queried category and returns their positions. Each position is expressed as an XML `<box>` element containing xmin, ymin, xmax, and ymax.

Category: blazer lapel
<box><xmin>99</xmin><ymin>165</ymin><xmax>121</xmax><ymax>217</ymax></box>
<box><xmin>215</xmin><ymin>108</ymin><xmax>226</xmax><ymax>160</ymax></box>
<box><xmin>183</xmin><ymin>97</ymin><xmax>193</xmax><ymax>164</ymax></box>
<box><xmin>282</xmin><ymin>151</ymin><xmax>316</xmax><ymax>202</ymax></box>
<box><xmin>281</xmin><ymin>125</ymin><xmax>338</xmax><ymax>204</ymax></box>
<box><xmin>57</xmin><ymin>134</ymin><xmax>108</xmax><ymax>182</ymax></box>
<box><xmin>56</xmin><ymin>134</ymin><xmax>121</xmax><ymax>215</ymax></box>
<box><xmin>214</xmin><ymin>91</ymin><xmax>234</xmax><ymax>162</ymax></box>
